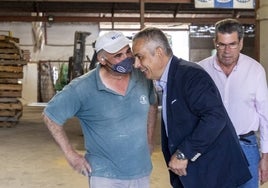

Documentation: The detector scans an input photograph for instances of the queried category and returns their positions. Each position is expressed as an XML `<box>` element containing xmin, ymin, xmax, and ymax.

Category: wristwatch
<box><xmin>175</xmin><ymin>150</ymin><xmax>187</xmax><ymax>160</ymax></box>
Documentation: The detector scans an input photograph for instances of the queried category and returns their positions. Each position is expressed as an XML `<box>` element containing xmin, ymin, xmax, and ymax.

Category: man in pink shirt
<box><xmin>199</xmin><ymin>18</ymin><xmax>268</xmax><ymax>187</ymax></box>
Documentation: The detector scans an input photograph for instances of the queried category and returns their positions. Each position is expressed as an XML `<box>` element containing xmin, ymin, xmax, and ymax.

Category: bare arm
<box><xmin>147</xmin><ymin>104</ymin><xmax>158</xmax><ymax>154</ymax></box>
<box><xmin>260</xmin><ymin>153</ymin><xmax>268</xmax><ymax>185</ymax></box>
<box><xmin>43</xmin><ymin>113</ymin><xmax>91</xmax><ymax>176</ymax></box>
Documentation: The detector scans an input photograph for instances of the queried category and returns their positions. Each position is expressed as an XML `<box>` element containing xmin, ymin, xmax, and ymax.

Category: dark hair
<box><xmin>133</xmin><ymin>27</ymin><xmax>173</xmax><ymax>56</ymax></box>
<box><xmin>215</xmin><ymin>18</ymin><xmax>244</xmax><ymax>41</ymax></box>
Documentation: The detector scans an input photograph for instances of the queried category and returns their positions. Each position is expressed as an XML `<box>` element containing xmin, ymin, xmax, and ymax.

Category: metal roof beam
<box><xmin>0</xmin><ymin>15</ymin><xmax>255</xmax><ymax>25</ymax></box>
<box><xmin>1</xmin><ymin>0</ymin><xmax>191</xmax><ymax>3</ymax></box>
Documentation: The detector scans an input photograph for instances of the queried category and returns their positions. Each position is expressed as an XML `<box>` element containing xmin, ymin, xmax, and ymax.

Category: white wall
<box><xmin>0</xmin><ymin>22</ymin><xmax>99</xmax><ymax>104</ymax></box>
<box><xmin>21</xmin><ymin>63</ymin><xmax>38</xmax><ymax>104</ymax></box>
<box><xmin>167</xmin><ymin>31</ymin><xmax>189</xmax><ymax>61</ymax></box>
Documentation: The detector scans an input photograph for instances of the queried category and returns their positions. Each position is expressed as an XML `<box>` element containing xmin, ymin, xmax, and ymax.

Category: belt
<box><xmin>239</xmin><ymin>131</ymin><xmax>255</xmax><ymax>143</ymax></box>
<box><xmin>239</xmin><ymin>131</ymin><xmax>255</xmax><ymax>138</ymax></box>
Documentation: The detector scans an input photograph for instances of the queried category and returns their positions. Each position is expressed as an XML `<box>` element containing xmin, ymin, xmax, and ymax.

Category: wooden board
<box><xmin>0</xmin><ymin>48</ymin><xmax>20</xmax><ymax>54</ymax></box>
<box><xmin>0</xmin><ymin>78</ymin><xmax>20</xmax><ymax>84</ymax></box>
<box><xmin>0</xmin><ymin>54</ymin><xmax>20</xmax><ymax>60</ymax></box>
<box><xmin>0</xmin><ymin>98</ymin><xmax>23</xmax><ymax>127</ymax></box>
<box><xmin>0</xmin><ymin>35</ymin><xmax>19</xmax><ymax>43</ymax></box>
<box><xmin>0</xmin><ymin>98</ymin><xmax>19</xmax><ymax>103</ymax></box>
<box><xmin>0</xmin><ymin>111</ymin><xmax>22</xmax><ymax>121</ymax></box>
<box><xmin>0</xmin><ymin>72</ymin><xmax>23</xmax><ymax>79</ymax></box>
<box><xmin>0</xmin><ymin>42</ymin><xmax>15</xmax><ymax>49</ymax></box>
<box><xmin>0</xmin><ymin>101</ymin><xmax>22</xmax><ymax>110</ymax></box>
<box><xmin>0</xmin><ymin>91</ymin><xmax>22</xmax><ymax>97</ymax></box>
<box><xmin>0</xmin><ymin>110</ymin><xmax>22</xmax><ymax>127</ymax></box>
<box><xmin>0</xmin><ymin>65</ymin><xmax>23</xmax><ymax>73</ymax></box>
<box><xmin>0</xmin><ymin>83</ymin><xmax>22</xmax><ymax>91</ymax></box>
<box><xmin>0</xmin><ymin>110</ymin><xmax>17</xmax><ymax>116</ymax></box>
<box><xmin>0</xmin><ymin>60</ymin><xmax>27</xmax><ymax>65</ymax></box>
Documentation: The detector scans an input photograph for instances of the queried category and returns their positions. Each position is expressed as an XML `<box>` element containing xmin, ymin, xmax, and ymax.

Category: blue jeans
<box><xmin>238</xmin><ymin>134</ymin><xmax>260</xmax><ymax>188</ymax></box>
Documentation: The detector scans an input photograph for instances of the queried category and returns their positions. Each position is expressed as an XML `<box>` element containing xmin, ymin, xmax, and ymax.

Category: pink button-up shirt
<box><xmin>199</xmin><ymin>53</ymin><xmax>268</xmax><ymax>153</ymax></box>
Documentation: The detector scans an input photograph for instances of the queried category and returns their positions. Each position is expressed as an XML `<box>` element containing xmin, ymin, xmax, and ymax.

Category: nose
<box><xmin>223</xmin><ymin>46</ymin><xmax>232</xmax><ymax>53</ymax></box>
<box><xmin>133</xmin><ymin>57</ymin><xmax>141</xmax><ymax>68</ymax></box>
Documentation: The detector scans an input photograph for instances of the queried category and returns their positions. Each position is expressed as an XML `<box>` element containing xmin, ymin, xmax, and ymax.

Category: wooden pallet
<box><xmin>0</xmin><ymin>121</ymin><xmax>17</xmax><ymax>128</ymax></box>
<box><xmin>0</xmin><ymin>110</ymin><xmax>22</xmax><ymax>120</ymax></box>
<box><xmin>0</xmin><ymin>65</ymin><xmax>23</xmax><ymax>72</ymax></box>
<box><xmin>0</xmin><ymin>54</ymin><xmax>20</xmax><ymax>60</ymax></box>
<box><xmin>0</xmin><ymin>83</ymin><xmax>22</xmax><ymax>98</ymax></box>
<box><xmin>0</xmin><ymin>60</ymin><xmax>27</xmax><ymax>66</ymax></box>
<box><xmin>0</xmin><ymin>35</ymin><xmax>19</xmax><ymax>43</ymax></box>
<box><xmin>0</xmin><ymin>83</ymin><xmax>22</xmax><ymax>90</ymax></box>
<box><xmin>0</xmin><ymin>64</ymin><xmax>24</xmax><ymax>80</ymax></box>
<box><xmin>0</xmin><ymin>78</ymin><xmax>21</xmax><ymax>84</ymax></box>
<box><xmin>0</xmin><ymin>98</ymin><xmax>22</xmax><ymax>127</ymax></box>
<box><xmin>0</xmin><ymin>48</ymin><xmax>19</xmax><ymax>54</ymax></box>
<box><xmin>0</xmin><ymin>41</ymin><xmax>16</xmax><ymax>49</ymax></box>
<box><xmin>0</xmin><ymin>35</ymin><xmax>27</xmax><ymax>126</ymax></box>
<box><xmin>0</xmin><ymin>72</ymin><xmax>23</xmax><ymax>79</ymax></box>
<box><xmin>0</xmin><ymin>35</ymin><xmax>25</xmax><ymax>65</ymax></box>
<box><xmin>0</xmin><ymin>98</ymin><xmax>22</xmax><ymax>111</ymax></box>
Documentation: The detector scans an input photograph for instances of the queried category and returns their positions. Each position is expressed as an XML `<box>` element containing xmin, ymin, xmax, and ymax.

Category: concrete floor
<box><xmin>0</xmin><ymin>105</ymin><xmax>268</xmax><ymax>188</ymax></box>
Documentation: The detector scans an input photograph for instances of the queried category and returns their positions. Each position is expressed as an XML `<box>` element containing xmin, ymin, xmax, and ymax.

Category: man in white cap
<box><xmin>43</xmin><ymin>31</ymin><xmax>158</xmax><ymax>188</ymax></box>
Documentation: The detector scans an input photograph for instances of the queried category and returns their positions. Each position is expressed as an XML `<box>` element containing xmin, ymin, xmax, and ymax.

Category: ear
<box><xmin>155</xmin><ymin>46</ymin><xmax>163</xmax><ymax>57</ymax></box>
<box><xmin>239</xmin><ymin>38</ymin><xmax>244</xmax><ymax>51</ymax></box>
<box><xmin>213</xmin><ymin>38</ymin><xmax>217</xmax><ymax>49</ymax></box>
<box><xmin>97</xmin><ymin>53</ymin><xmax>105</xmax><ymax>64</ymax></box>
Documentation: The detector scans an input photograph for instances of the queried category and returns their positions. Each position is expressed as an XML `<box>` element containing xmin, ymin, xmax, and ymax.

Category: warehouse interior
<box><xmin>1</xmin><ymin>0</ymin><xmax>268</xmax><ymax>187</ymax></box>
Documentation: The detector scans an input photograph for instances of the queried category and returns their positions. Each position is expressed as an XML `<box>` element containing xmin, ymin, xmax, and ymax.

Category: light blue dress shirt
<box><xmin>156</xmin><ymin>57</ymin><xmax>172</xmax><ymax>136</ymax></box>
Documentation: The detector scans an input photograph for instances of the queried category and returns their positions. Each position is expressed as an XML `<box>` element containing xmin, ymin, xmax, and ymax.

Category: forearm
<box><xmin>260</xmin><ymin>153</ymin><xmax>268</xmax><ymax>184</ymax></box>
<box><xmin>147</xmin><ymin>104</ymin><xmax>158</xmax><ymax>147</ymax></box>
<box><xmin>43</xmin><ymin>113</ymin><xmax>91</xmax><ymax>175</ymax></box>
<box><xmin>262</xmin><ymin>153</ymin><xmax>268</xmax><ymax>159</ymax></box>
<box><xmin>43</xmin><ymin>113</ymin><xmax>75</xmax><ymax>157</ymax></box>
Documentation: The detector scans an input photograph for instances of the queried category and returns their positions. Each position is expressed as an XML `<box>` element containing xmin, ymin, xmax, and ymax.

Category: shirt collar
<box><xmin>156</xmin><ymin>56</ymin><xmax>172</xmax><ymax>89</ymax></box>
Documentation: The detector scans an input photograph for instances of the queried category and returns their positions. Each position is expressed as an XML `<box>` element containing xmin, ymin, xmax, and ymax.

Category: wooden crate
<box><xmin>0</xmin><ymin>35</ymin><xmax>27</xmax><ymax>127</ymax></box>
<box><xmin>0</xmin><ymin>35</ymin><xmax>19</xmax><ymax>43</ymax></box>
<box><xmin>0</xmin><ymin>98</ymin><xmax>22</xmax><ymax>127</ymax></box>
<box><xmin>0</xmin><ymin>72</ymin><xmax>23</xmax><ymax>79</ymax></box>
<box><xmin>0</xmin><ymin>64</ymin><xmax>24</xmax><ymax>79</ymax></box>
<box><xmin>0</xmin><ymin>65</ymin><xmax>23</xmax><ymax>72</ymax></box>
<box><xmin>0</xmin><ymin>60</ymin><xmax>27</xmax><ymax>66</ymax></box>
<box><xmin>0</xmin><ymin>78</ymin><xmax>21</xmax><ymax>84</ymax></box>
<box><xmin>0</xmin><ymin>89</ymin><xmax>22</xmax><ymax>98</ymax></box>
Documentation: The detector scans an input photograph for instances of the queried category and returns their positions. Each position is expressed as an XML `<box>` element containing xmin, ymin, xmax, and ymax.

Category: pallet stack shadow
<box><xmin>0</xmin><ymin>35</ymin><xmax>27</xmax><ymax>127</ymax></box>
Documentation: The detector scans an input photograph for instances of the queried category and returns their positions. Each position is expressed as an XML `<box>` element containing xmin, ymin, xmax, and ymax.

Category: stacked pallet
<box><xmin>0</xmin><ymin>35</ymin><xmax>27</xmax><ymax>127</ymax></box>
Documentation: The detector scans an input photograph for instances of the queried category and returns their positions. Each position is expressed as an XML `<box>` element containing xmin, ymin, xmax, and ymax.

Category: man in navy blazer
<box><xmin>132</xmin><ymin>27</ymin><xmax>252</xmax><ymax>188</ymax></box>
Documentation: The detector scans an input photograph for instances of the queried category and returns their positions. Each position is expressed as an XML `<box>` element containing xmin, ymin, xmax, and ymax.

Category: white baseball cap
<box><xmin>95</xmin><ymin>31</ymin><xmax>131</xmax><ymax>53</ymax></box>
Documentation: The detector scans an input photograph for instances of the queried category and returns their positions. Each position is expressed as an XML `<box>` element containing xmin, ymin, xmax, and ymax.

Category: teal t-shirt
<box><xmin>44</xmin><ymin>64</ymin><xmax>156</xmax><ymax>179</ymax></box>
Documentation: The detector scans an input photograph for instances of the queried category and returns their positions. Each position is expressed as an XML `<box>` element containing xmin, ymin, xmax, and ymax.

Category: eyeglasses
<box><xmin>216</xmin><ymin>42</ymin><xmax>240</xmax><ymax>50</ymax></box>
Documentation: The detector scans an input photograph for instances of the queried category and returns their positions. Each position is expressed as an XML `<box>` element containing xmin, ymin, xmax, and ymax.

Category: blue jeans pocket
<box><xmin>238</xmin><ymin>135</ymin><xmax>260</xmax><ymax>188</ymax></box>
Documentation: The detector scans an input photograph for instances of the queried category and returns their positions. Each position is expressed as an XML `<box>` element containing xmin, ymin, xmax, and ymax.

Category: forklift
<box><xmin>68</xmin><ymin>31</ymin><xmax>98</xmax><ymax>83</ymax></box>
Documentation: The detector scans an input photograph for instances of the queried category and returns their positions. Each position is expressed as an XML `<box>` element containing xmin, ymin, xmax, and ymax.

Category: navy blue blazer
<box><xmin>161</xmin><ymin>56</ymin><xmax>251</xmax><ymax>188</ymax></box>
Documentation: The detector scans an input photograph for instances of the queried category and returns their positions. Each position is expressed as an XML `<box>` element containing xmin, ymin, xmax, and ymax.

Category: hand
<box><xmin>259</xmin><ymin>153</ymin><xmax>268</xmax><ymax>185</ymax></box>
<box><xmin>66</xmin><ymin>150</ymin><xmax>91</xmax><ymax>177</ymax></box>
<box><xmin>168</xmin><ymin>153</ymin><xmax>188</xmax><ymax>176</ymax></box>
